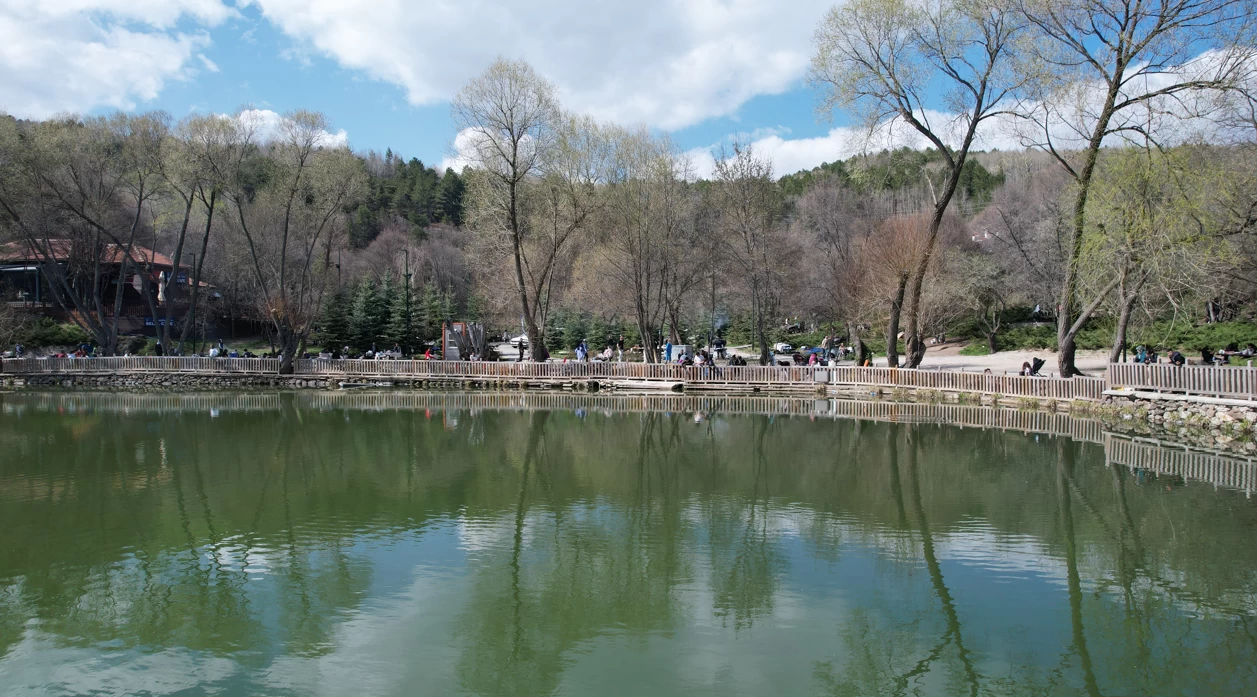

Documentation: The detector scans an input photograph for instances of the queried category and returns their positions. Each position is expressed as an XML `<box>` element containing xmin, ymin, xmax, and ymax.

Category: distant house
<box><xmin>0</xmin><ymin>239</ymin><xmax>207</xmax><ymax>335</ymax></box>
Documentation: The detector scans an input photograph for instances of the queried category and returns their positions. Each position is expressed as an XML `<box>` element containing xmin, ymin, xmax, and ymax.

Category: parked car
<box><xmin>773</xmin><ymin>342</ymin><xmax>793</xmax><ymax>353</ymax></box>
<box><xmin>510</xmin><ymin>334</ymin><xmax>529</xmax><ymax>349</ymax></box>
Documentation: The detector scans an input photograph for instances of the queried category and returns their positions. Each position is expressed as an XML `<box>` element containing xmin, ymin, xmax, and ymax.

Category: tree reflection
<box><xmin>2</xmin><ymin>396</ymin><xmax>1257</xmax><ymax>694</ymax></box>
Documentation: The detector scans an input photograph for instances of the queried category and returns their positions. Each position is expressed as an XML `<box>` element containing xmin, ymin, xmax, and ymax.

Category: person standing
<box><xmin>155</xmin><ymin>341</ymin><xmax>164</xmax><ymax>356</ymax></box>
<box><xmin>664</xmin><ymin>341</ymin><xmax>673</xmax><ymax>363</ymax></box>
<box><xmin>616</xmin><ymin>335</ymin><xmax>625</xmax><ymax>362</ymax></box>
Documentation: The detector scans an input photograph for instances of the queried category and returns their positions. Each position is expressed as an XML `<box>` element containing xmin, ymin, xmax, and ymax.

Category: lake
<box><xmin>1</xmin><ymin>391</ymin><xmax>1255</xmax><ymax>696</ymax></box>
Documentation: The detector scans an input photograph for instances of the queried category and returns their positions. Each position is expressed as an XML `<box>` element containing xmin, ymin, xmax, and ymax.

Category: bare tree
<box><xmin>454</xmin><ymin>58</ymin><xmax>562</xmax><ymax>361</ymax></box>
<box><xmin>811</xmin><ymin>0</ymin><xmax>1026</xmax><ymax>367</ymax></box>
<box><xmin>0</xmin><ymin>113</ymin><xmax>167</xmax><ymax>354</ymax></box>
<box><xmin>1013</xmin><ymin>0</ymin><xmax>1257</xmax><ymax>375</ymax></box>
<box><xmin>713</xmin><ymin>143</ymin><xmax>789</xmax><ymax>365</ymax></box>
<box><xmin>226</xmin><ymin>111</ymin><xmax>365</xmax><ymax>373</ymax></box>
<box><xmin>587</xmin><ymin>127</ymin><xmax>700</xmax><ymax>362</ymax></box>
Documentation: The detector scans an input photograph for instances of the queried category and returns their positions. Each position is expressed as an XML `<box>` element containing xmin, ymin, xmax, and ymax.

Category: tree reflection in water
<box><xmin>0</xmin><ymin>393</ymin><xmax>1255</xmax><ymax>696</ymax></box>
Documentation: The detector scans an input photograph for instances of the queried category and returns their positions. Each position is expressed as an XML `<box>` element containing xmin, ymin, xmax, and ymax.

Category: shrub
<box><xmin>16</xmin><ymin>318</ymin><xmax>92</xmax><ymax>348</ymax></box>
<box><xmin>958</xmin><ymin>343</ymin><xmax>990</xmax><ymax>356</ymax></box>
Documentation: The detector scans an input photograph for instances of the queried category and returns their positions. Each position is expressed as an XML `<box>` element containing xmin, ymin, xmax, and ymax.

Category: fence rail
<box><xmin>1106</xmin><ymin>434</ymin><xmax>1256</xmax><ymax>496</ymax></box>
<box><xmin>0</xmin><ymin>391</ymin><xmax>1105</xmax><ymax>444</ymax></box>
<box><xmin>0</xmin><ymin>355</ymin><xmax>1139</xmax><ymax>402</ymax></box>
<box><xmin>1107</xmin><ymin>364</ymin><xmax>1257</xmax><ymax>401</ymax></box>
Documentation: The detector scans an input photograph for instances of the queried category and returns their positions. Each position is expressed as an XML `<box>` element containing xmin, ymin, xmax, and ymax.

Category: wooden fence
<box><xmin>0</xmin><ymin>355</ymin><xmax>1151</xmax><ymax>402</ymax></box>
<box><xmin>1106</xmin><ymin>434</ymin><xmax>1257</xmax><ymax>497</ymax></box>
<box><xmin>1107</xmin><ymin>363</ymin><xmax>1257</xmax><ymax>401</ymax></box>
<box><xmin>0</xmin><ymin>390</ymin><xmax>1103</xmax><ymax>444</ymax></box>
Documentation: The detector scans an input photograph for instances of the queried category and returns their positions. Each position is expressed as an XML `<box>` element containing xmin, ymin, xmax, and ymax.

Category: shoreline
<box><xmin>5</xmin><ymin>376</ymin><xmax>1252</xmax><ymax>456</ymax></box>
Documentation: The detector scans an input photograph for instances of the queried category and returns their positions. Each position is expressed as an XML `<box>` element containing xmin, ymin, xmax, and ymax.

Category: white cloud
<box><xmin>231</xmin><ymin>108</ymin><xmax>350</xmax><ymax>147</ymax></box>
<box><xmin>0</xmin><ymin>0</ymin><xmax>236</xmax><ymax>118</ymax></box>
<box><xmin>683</xmin><ymin>110</ymin><xmax>1033</xmax><ymax>179</ymax></box>
<box><xmin>197</xmin><ymin>53</ymin><xmax>220</xmax><ymax>73</ymax></box>
<box><xmin>239</xmin><ymin>0</ymin><xmax>834</xmax><ymax>130</ymax></box>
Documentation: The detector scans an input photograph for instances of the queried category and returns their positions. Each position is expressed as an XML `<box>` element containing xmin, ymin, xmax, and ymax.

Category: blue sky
<box><xmin>0</xmin><ymin>0</ymin><xmax>868</xmax><ymax>177</ymax></box>
<box><xmin>0</xmin><ymin>2</ymin><xmax>1236</xmax><ymax>178</ymax></box>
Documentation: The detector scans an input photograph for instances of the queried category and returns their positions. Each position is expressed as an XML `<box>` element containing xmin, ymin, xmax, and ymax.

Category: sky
<box><xmin>0</xmin><ymin>1</ymin><xmax>1236</xmax><ymax>180</ymax></box>
<box><xmin>0</xmin><ymin>0</ymin><xmax>887</xmax><ymax>178</ymax></box>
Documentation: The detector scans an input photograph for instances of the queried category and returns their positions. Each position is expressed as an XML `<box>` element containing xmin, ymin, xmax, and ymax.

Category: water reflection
<box><xmin>0</xmin><ymin>391</ymin><xmax>1255</xmax><ymax>696</ymax></box>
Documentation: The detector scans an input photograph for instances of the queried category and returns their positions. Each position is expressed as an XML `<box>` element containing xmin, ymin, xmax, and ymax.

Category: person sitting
<box><xmin>1201</xmin><ymin>347</ymin><xmax>1214</xmax><ymax>365</ymax></box>
<box><xmin>1134</xmin><ymin>345</ymin><xmax>1147</xmax><ymax>364</ymax></box>
<box><xmin>1241</xmin><ymin>343</ymin><xmax>1256</xmax><ymax>357</ymax></box>
<box><xmin>1169</xmin><ymin>350</ymin><xmax>1186</xmax><ymax>366</ymax></box>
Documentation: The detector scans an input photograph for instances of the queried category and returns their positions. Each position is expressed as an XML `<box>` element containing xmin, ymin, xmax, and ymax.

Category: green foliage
<box><xmin>976</xmin><ymin>319</ymin><xmax>1257</xmax><ymax>354</ymax></box>
<box><xmin>317</xmin><ymin>288</ymin><xmax>352</xmax><ymax>353</ymax></box>
<box><xmin>350</xmin><ymin>276</ymin><xmax>384</xmax><ymax>352</ymax></box>
<box><xmin>346</xmin><ymin>156</ymin><xmax>466</xmax><ymax>248</ymax></box>
<box><xmin>543</xmin><ymin>308</ymin><xmax>639</xmax><ymax>352</ymax></box>
<box><xmin>777</xmin><ymin>148</ymin><xmax>1005</xmax><ymax>207</ymax></box>
<box><xmin>437</xmin><ymin>168</ymin><xmax>465</xmax><ymax>226</ymax></box>
<box><xmin>996</xmin><ymin>325</ymin><xmax>1058</xmax><ymax>351</ymax></box>
<box><xmin>15</xmin><ymin>318</ymin><xmax>91</xmax><ymax>348</ymax></box>
<box><xmin>387</xmin><ymin>280</ymin><xmax>416</xmax><ymax>352</ymax></box>
<box><xmin>419</xmin><ymin>281</ymin><xmax>443</xmax><ymax>341</ymax></box>
<box><xmin>958</xmin><ymin>343</ymin><xmax>991</xmax><ymax>356</ymax></box>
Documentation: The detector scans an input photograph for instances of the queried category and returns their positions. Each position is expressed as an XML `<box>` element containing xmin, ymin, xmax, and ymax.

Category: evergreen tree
<box><xmin>377</xmin><ymin>271</ymin><xmax>397</xmax><ymax>338</ymax></box>
<box><xmin>465</xmin><ymin>293</ymin><xmax>486</xmax><ymax>322</ymax></box>
<box><xmin>419</xmin><ymin>280</ymin><xmax>443</xmax><ymax>341</ymax></box>
<box><xmin>437</xmin><ymin>168</ymin><xmax>465</xmax><ymax>226</ymax></box>
<box><xmin>350</xmin><ymin>276</ymin><xmax>382</xmax><ymax>352</ymax></box>
<box><xmin>319</xmin><ymin>288</ymin><xmax>352</xmax><ymax>354</ymax></box>
<box><xmin>388</xmin><ymin>279</ymin><xmax>416</xmax><ymax>352</ymax></box>
<box><xmin>440</xmin><ymin>286</ymin><xmax>457</xmax><ymax>327</ymax></box>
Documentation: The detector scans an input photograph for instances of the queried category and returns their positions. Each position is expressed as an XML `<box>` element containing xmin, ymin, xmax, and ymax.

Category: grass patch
<box><xmin>958</xmin><ymin>343</ymin><xmax>990</xmax><ymax>356</ymax></box>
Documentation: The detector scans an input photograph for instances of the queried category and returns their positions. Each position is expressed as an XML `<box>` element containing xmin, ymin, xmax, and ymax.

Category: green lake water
<box><xmin>1</xmin><ymin>391</ymin><xmax>1255</xmax><ymax>697</ymax></box>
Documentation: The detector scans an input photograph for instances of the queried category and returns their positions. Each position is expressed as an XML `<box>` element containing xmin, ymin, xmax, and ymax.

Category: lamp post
<box><xmin>403</xmin><ymin>249</ymin><xmax>413</xmax><ymax>355</ymax></box>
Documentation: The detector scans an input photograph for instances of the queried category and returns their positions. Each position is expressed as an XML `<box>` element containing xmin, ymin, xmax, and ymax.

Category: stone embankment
<box><xmin>1090</xmin><ymin>395</ymin><xmax>1256</xmax><ymax>454</ymax></box>
<box><xmin>1</xmin><ymin>373</ymin><xmax>608</xmax><ymax>392</ymax></box>
<box><xmin>8</xmin><ymin>374</ymin><xmax>337</xmax><ymax>390</ymax></box>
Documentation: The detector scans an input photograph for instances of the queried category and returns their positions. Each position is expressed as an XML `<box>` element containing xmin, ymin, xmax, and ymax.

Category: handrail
<box><xmin>1107</xmin><ymin>363</ymin><xmax>1257</xmax><ymax>401</ymax></box>
<box><xmin>0</xmin><ymin>355</ymin><xmax>1105</xmax><ymax>400</ymax></box>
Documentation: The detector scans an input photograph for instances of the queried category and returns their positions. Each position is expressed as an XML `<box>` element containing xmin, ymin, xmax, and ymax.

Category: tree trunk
<box><xmin>278</xmin><ymin>325</ymin><xmax>298</xmax><ymax>374</ymax></box>
<box><xmin>1056</xmin><ymin>78</ymin><xmax>1122</xmax><ymax>377</ymax></box>
<box><xmin>178</xmin><ymin>190</ymin><xmax>216</xmax><ymax>355</ymax></box>
<box><xmin>1109</xmin><ymin>296</ymin><xmax>1136</xmax><ymax>364</ymax></box>
<box><xmin>987</xmin><ymin>331</ymin><xmax>998</xmax><ymax>355</ymax></box>
<box><xmin>751</xmin><ymin>277</ymin><xmax>771</xmax><ymax>365</ymax></box>
<box><xmin>848</xmin><ymin>321</ymin><xmax>871</xmax><ymax>367</ymax></box>
<box><xmin>637</xmin><ymin>320</ymin><xmax>657</xmax><ymax>363</ymax></box>
<box><xmin>886</xmin><ymin>275</ymin><xmax>907</xmax><ymax>368</ymax></box>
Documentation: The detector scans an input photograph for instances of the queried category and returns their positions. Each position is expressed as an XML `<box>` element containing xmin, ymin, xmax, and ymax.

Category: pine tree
<box><xmin>440</xmin><ymin>286</ymin><xmax>457</xmax><ymax>327</ymax></box>
<box><xmin>350</xmin><ymin>276</ymin><xmax>382</xmax><ymax>353</ymax></box>
<box><xmin>419</xmin><ymin>280</ymin><xmax>442</xmax><ymax>341</ymax></box>
<box><xmin>377</xmin><ymin>271</ymin><xmax>396</xmax><ymax>339</ymax></box>
<box><xmin>437</xmin><ymin>168</ymin><xmax>465</xmax><ymax>226</ymax></box>
<box><xmin>319</xmin><ymin>288</ymin><xmax>351</xmax><ymax>355</ymax></box>
<box><xmin>388</xmin><ymin>278</ymin><xmax>415</xmax><ymax>352</ymax></box>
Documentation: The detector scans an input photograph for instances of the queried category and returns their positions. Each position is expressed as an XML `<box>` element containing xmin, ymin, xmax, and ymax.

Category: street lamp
<box><xmin>403</xmin><ymin>249</ymin><xmax>413</xmax><ymax>355</ymax></box>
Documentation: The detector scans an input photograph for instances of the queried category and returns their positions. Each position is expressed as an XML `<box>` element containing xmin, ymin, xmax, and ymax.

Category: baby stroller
<box><xmin>1029</xmin><ymin>357</ymin><xmax>1046</xmax><ymax>377</ymax></box>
